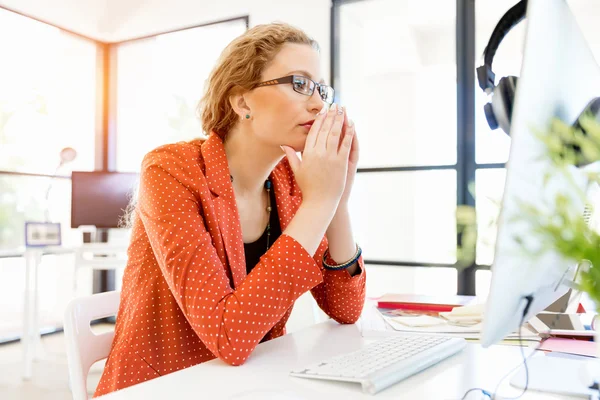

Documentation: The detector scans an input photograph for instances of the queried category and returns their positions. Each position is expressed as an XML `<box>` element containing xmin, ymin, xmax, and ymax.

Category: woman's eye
<box><xmin>293</xmin><ymin>78</ymin><xmax>308</xmax><ymax>89</ymax></box>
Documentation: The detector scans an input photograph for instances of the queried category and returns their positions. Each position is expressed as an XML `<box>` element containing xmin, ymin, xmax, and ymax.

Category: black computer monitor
<box><xmin>71</xmin><ymin>171</ymin><xmax>139</xmax><ymax>229</ymax></box>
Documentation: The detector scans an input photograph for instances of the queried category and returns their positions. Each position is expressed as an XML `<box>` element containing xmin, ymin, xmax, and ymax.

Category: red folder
<box><xmin>376</xmin><ymin>294</ymin><xmax>476</xmax><ymax>312</ymax></box>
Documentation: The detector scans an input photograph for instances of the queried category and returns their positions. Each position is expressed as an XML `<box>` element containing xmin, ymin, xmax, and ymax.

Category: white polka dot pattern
<box><xmin>94</xmin><ymin>134</ymin><xmax>366</xmax><ymax>397</ymax></box>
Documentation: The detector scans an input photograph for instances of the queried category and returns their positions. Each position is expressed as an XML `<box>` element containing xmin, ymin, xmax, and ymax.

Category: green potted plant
<box><xmin>518</xmin><ymin>114</ymin><xmax>600</xmax><ymax>311</ymax></box>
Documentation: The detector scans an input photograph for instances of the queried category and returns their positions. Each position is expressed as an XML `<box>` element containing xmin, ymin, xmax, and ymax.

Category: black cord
<box><xmin>489</xmin><ymin>295</ymin><xmax>537</xmax><ymax>400</ymax></box>
<box><xmin>460</xmin><ymin>295</ymin><xmax>538</xmax><ymax>400</ymax></box>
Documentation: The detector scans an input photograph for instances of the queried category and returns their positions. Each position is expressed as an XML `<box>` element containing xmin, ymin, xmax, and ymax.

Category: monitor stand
<box><xmin>510</xmin><ymin>354</ymin><xmax>600</xmax><ymax>397</ymax></box>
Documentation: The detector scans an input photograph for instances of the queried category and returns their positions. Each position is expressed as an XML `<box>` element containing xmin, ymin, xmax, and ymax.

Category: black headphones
<box><xmin>477</xmin><ymin>0</ymin><xmax>600</xmax><ymax>156</ymax></box>
<box><xmin>476</xmin><ymin>0</ymin><xmax>528</xmax><ymax>135</ymax></box>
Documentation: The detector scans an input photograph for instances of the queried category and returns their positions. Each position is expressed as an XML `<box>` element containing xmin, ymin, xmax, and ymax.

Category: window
<box><xmin>349</xmin><ymin>171</ymin><xmax>457</xmax><ymax>264</ymax></box>
<box><xmin>115</xmin><ymin>19</ymin><xmax>247</xmax><ymax>172</ymax></box>
<box><xmin>0</xmin><ymin>175</ymin><xmax>73</xmax><ymax>249</ymax></box>
<box><xmin>335</xmin><ymin>0</ymin><xmax>459</xmax><ymax>295</ymax></box>
<box><xmin>475</xmin><ymin>168</ymin><xmax>506</xmax><ymax>266</ymax></box>
<box><xmin>335</xmin><ymin>0</ymin><xmax>600</xmax><ymax>296</ymax></box>
<box><xmin>0</xmin><ymin>8</ymin><xmax>96</xmax><ymax>175</ymax></box>
<box><xmin>0</xmin><ymin>8</ymin><xmax>97</xmax><ymax>249</ymax></box>
<box><xmin>338</xmin><ymin>0</ymin><xmax>456</xmax><ymax>168</ymax></box>
<box><xmin>0</xmin><ymin>7</ymin><xmax>98</xmax><ymax>342</ymax></box>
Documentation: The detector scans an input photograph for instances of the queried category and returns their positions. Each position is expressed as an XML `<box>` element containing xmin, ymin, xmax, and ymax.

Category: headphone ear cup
<box><xmin>491</xmin><ymin>76</ymin><xmax>518</xmax><ymax>135</ymax></box>
<box><xmin>484</xmin><ymin>102</ymin><xmax>499</xmax><ymax>131</ymax></box>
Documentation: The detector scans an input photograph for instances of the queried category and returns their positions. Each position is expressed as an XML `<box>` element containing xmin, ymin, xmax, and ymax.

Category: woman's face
<box><xmin>243</xmin><ymin>43</ymin><xmax>328</xmax><ymax>152</ymax></box>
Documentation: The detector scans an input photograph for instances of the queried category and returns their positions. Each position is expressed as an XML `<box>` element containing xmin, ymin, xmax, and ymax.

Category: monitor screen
<box><xmin>71</xmin><ymin>171</ymin><xmax>139</xmax><ymax>229</ymax></box>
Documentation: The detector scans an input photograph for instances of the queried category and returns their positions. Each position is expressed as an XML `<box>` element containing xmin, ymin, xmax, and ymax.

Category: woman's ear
<box><xmin>229</xmin><ymin>88</ymin><xmax>251</xmax><ymax>120</ymax></box>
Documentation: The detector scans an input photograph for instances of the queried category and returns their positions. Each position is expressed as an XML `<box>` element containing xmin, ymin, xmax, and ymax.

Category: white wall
<box><xmin>0</xmin><ymin>0</ymin><xmax>332</xmax><ymax>81</ymax></box>
<box><xmin>110</xmin><ymin>0</ymin><xmax>332</xmax><ymax>80</ymax></box>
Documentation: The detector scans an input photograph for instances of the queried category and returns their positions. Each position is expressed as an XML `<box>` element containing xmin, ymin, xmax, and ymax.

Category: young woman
<box><xmin>95</xmin><ymin>22</ymin><xmax>366</xmax><ymax>396</ymax></box>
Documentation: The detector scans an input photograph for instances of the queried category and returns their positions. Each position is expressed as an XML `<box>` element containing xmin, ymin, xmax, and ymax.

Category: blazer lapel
<box><xmin>270</xmin><ymin>159</ymin><xmax>303</xmax><ymax>233</ymax></box>
<box><xmin>201</xmin><ymin>135</ymin><xmax>246</xmax><ymax>289</ymax></box>
<box><xmin>201</xmin><ymin>135</ymin><xmax>304</xmax><ymax>289</ymax></box>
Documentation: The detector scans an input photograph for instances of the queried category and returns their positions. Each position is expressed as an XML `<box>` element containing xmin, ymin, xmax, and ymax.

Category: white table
<box><xmin>2</xmin><ymin>246</ymin><xmax>74</xmax><ymax>380</ymax></box>
<box><xmin>0</xmin><ymin>244</ymin><xmax>126</xmax><ymax>380</ymax></box>
<box><xmin>97</xmin><ymin>319</ymin><xmax>588</xmax><ymax>400</ymax></box>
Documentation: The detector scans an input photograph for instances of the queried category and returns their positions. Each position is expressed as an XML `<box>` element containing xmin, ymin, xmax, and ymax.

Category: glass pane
<box><xmin>338</xmin><ymin>0</ymin><xmax>456</xmax><ymax>167</ymax></box>
<box><xmin>0</xmin><ymin>8</ymin><xmax>96</xmax><ymax>174</ymax></box>
<box><xmin>0</xmin><ymin>175</ymin><xmax>74</xmax><ymax>249</ymax></box>
<box><xmin>349</xmin><ymin>171</ymin><xmax>457</xmax><ymax>263</ymax></box>
<box><xmin>365</xmin><ymin>264</ymin><xmax>457</xmax><ymax>297</ymax></box>
<box><xmin>475</xmin><ymin>169</ymin><xmax>506</xmax><ymax>265</ymax></box>
<box><xmin>365</xmin><ymin>264</ymin><xmax>419</xmax><ymax>298</ymax></box>
<box><xmin>115</xmin><ymin>20</ymin><xmax>246</xmax><ymax>172</ymax></box>
<box><xmin>475</xmin><ymin>1</ymin><xmax>525</xmax><ymax>164</ymax></box>
<box><xmin>414</xmin><ymin>267</ymin><xmax>457</xmax><ymax>295</ymax></box>
<box><xmin>476</xmin><ymin>269</ymin><xmax>492</xmax><ymax>298</ymax></box>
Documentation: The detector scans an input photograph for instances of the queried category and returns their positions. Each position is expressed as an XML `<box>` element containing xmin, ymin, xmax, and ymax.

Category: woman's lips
<box><xmin>300</xmin><ymin>120</ymin><xmax>314</xmax><ymax>129</ymax></box>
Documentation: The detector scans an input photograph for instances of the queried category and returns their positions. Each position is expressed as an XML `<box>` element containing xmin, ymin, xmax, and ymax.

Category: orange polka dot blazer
<box><xmin>94</xmin><ymin>133</ymin><xmax>366</xmax><ymax>397</ymax></box>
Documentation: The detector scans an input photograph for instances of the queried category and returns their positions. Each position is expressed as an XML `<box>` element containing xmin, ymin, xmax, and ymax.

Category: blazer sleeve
<box><xmin>309</xmin><ymin>238</ymin><xmax>367</xmax><ymax>324</ymax></box>
<box><xmin>311</xmin><ymin>237</ymin><xmax>367</xmax><ymax>324</ymax></box>
<box><xmin>137</xmin><ymin>147</ymin><xmax>324</xmax><ymax>366</ymax></box>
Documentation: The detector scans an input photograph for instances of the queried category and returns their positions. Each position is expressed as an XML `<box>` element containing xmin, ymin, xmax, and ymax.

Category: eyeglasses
<box><xmin>254</xmin><ymin>75</ymin><xmax>335</xmax><ymax>104</ymax></box>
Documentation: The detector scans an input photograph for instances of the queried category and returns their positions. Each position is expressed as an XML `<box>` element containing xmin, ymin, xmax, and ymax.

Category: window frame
<box><xmin>331</xmin><ymin>0</ymin><xmax>505</xmax><ymax>295</ymax></box>
<box><xmin>0</xmin><ymin>5</ymin><xmax>249</xmax><ymax>311</ymax></box>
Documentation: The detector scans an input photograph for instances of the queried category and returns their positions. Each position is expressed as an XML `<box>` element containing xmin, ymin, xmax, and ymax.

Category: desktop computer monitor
<box><xmin>481</xmin><ymin>0</ymin><xmax>600</xmax><ymax>347</ymax></box>
<box><xmin>71</xmin><ymin>171</ymin><xmax>139</xmax><ymax>229</ymax></box>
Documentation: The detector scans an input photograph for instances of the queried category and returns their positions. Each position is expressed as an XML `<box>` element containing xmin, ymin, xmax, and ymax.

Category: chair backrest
<box><xmin>64</xmin><ymin>291</ymin><xmax>120</xmax><ymax>400</ymax></box>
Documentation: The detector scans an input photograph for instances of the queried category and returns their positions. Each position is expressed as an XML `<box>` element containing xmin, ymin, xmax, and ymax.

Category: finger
<box><xmin>348</xmin><ymin>123</ymin><xmax>359</xmax><ymax>164</ymax></box>
<box><xmin>316</xmin><ymin>104</ymin><xmax>338</xmax><ymax>150</ymax></box>
<box><xmin>281</xmin><ymin>145</ymin><xmax>301</xmax><ymax>174</ymax></box>
<box><xmin>339</xmin><ymin>119</ymin><xmax>355</xmax><ymax>159</ymax></box>
<box><xmin>339</xmin><ymin>106</ymin><xmax>349</xmax><ymax>151</ymax></box>
<box><xmin>327</xmin><ymin>106</ymin><xmax>345</xmax><ymax>153</ymax></box>
<box><xmin>304</xmin><ymin>109</ymin><xmax>327</xmax><ymax>149</ymax></box>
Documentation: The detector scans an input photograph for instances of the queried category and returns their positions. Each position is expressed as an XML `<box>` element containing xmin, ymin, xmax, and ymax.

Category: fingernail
<box><xmin>348</xmin><ymin>119</ymin><xmax>354</xmax><ymax>128</ymax></box>
<box><xmin>337</xmin><ymin>105</ymin><xmax>344</xmax><ymax>115</ymax></box>
<box><xmin>331</xmin><ymin>103</ymin><xmax>338</xmax><ymax>113</ymax></box>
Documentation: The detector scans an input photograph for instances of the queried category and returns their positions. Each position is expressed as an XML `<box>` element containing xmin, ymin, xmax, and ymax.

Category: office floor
<box><xmin>0</xmin><ymin>326</ymin><xmax>110</xmax><ymax>400</ymax></box>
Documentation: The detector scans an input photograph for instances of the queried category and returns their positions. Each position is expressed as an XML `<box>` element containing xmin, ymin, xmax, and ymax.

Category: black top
<box><xmin>243</xmin><ymin>187</ymin><xmax>282</xmax><ymax>274</ymax></box>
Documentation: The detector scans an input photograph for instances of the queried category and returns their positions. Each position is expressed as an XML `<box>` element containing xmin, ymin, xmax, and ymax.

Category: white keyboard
<box><xmin>290</xmin><ymin>335</ymin><xmax>467</xmax><ymax>394</ymax></box>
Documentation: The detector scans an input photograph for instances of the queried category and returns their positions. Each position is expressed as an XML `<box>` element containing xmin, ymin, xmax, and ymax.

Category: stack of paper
<box><xmin>378</xmin><ymin>309</ymin><xmax>541</xmax><ymax>344</ymax></box>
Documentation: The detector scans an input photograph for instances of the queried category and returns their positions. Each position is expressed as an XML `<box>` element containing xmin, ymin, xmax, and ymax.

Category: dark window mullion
<box><xmin>456</xmin><ymin>0</ymin><xmax>477</xmax><ymax>295</ymax></box>
<box><xmin>475</xmin><ymin>163</ymin><xmax>506</xmax><ymax>169</ymax></box>
<box><xmin>332</xmin><ymin>0</ymin><xmax>482</xmax><ymax>288</ymax></box>
<box><xmin>357</xmin><ymin>165</ymin><xmax>457</xmax><ymax>173</ymax></box>
<box><xmin>365</xmin><ymin>259</ymin><xmax>491</xmax><ymax>270</ymax></box>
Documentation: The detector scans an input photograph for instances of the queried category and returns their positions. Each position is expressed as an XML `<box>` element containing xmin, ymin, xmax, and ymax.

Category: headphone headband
<box><xmin>477</xmin><ymin>0</ymin><xmax>528</xmax><ymax>91</ymax></box>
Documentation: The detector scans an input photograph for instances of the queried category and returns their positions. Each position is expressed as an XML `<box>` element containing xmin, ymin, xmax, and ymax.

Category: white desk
<box><xmin>97</xmin><ymin>320</ymin><xmax>583</xmax><ymax>400</ymax></box>
<box><xmin>0</xmin><ymin>244</ymin><xmax>126</xmax><ymax>380</ymax></box>
<box><xmin>19</xmin><ymin>246</ymin><xmax>73</xmax><ymax>380</ymax></box>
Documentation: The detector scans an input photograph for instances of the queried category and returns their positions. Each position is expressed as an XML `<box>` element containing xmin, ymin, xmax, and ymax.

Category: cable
<box><xmin>459</xmin><ymin>295</ymin><xmax>538</xmax><ymax>400</ymax></box>
<box><xmin>489</xmin><ymin>295</ymin><xmax>537</xmax><ymax>400</ymax></box>
<box><xmin>459</xmin><ymin>288</ymin><xmax>590</xmax><ymax>400</ymax></box>
<box><xmin>460</xmin><ymin>388</ymin><xmax>492</xmax><ymax>400</ymax></box>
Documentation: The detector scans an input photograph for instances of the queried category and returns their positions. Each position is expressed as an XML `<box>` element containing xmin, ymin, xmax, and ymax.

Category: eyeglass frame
<box><xmin>253</xmin><ymin>75</ymin><xmax>335</xmax><ymax>104</ymax></box>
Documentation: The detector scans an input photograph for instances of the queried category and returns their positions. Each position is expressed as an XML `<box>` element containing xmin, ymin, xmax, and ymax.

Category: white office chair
<box><xmin>64</xmin><ymin>291</ymin><xmax>120</xmax><ymax>400</ymax></box>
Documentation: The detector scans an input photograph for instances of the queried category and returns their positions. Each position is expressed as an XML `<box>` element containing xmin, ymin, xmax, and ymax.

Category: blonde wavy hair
<box><xmin>198</xmin><ymin>22</ymin><xmax>319</xmax><ymax>139</ymax></box>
